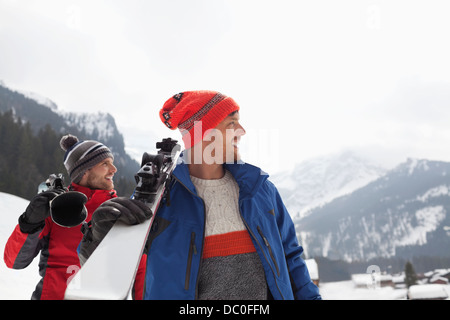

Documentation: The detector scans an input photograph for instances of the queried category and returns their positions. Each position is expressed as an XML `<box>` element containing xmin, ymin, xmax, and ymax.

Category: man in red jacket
<box><xmin>3</xmin><ymin>134</ymin><xmax>120</xmax><ymax>300</ymax></box>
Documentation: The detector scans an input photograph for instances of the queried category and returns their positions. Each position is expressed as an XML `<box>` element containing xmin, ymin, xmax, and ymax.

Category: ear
<box><xmin>78</xmin><ymin>170</ymin><xmax>89</xmax><ymax>187</ymax></box>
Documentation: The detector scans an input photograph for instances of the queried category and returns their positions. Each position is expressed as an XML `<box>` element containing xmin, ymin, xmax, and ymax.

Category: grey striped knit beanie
<box><xmin>60</xmin><ymin>134</ymin><xmax>114</xmax><ymax>184</ymax></box>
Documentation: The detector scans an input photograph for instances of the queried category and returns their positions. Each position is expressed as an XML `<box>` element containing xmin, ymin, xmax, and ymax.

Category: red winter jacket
<box><xmin>3</xmin><ymin>184</ymin><xmax>121</xmax><ymax>300</ymax></box>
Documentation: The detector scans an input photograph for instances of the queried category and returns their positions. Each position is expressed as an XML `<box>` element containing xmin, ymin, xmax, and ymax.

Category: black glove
<box><xmin>79</xmin><ymin>197</ymin><xmax>152</xmax><ymax>265</ymax></box>
<box><xmin>18</xmin><ymin>189</ymin><xmax>66</xmax><ymax>233</ymax></box>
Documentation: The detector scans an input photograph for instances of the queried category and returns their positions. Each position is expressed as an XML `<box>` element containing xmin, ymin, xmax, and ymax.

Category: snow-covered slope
<box><xmin>297</xmin><ymin>159</ymin><xmax>450</xmax><ymax>262</ymax></box>
<box><xmin>0</xmin><ymin>81</ymin><xmax>57</xmax><ymax>111</ymax></box>
<box><xmin>59</xmin><ymin>111</ymin><xmax>118</xmax><ymax>143</ymax></box>
<box><xmin>0</xmin><ymin>192</ymin><xmax>41</xmax><ymax>300</ymax></box>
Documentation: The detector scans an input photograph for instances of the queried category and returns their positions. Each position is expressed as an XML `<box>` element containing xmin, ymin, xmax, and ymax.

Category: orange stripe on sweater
<box><xmin>202</xmin><ymin>230</ymin><xmax>256</xmax><ymax>259</ymax></box>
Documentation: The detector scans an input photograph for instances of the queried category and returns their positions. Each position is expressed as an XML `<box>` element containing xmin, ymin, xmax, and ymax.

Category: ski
<box><xmin>64</xmin><ymin>138</ymin><xmax>181</xmax><ymax>300</ymax></box>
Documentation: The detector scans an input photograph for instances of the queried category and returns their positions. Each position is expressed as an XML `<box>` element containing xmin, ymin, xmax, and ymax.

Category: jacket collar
<box><xmin>70</xmin><ymin>183</ymin><xmax>117</xmax><ymax>198</ymax></box>
<box><xmin>173</xmin><ymin>153</ymin><xmax>269</xmax><ymax>199</ymax></box>
<box><xmin>225</xmin><ymin>161</ymin><xmax>269</xmax><ymax>199</ymax></box>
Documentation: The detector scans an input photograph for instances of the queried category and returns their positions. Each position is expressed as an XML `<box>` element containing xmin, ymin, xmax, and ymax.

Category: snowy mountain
<box><xmin>0</xmin><ymin>80</ymin><xmax>57</xmax><ymax>110</ymax></box>
<box><xmin>0</xmin><ymin>81</ymin><xmax>128</xmax><ymax>154</ymax></box>
<box><xmin>14</xmin><ymin>89</ymin><xmax>58</xmax><ymax>111</ymax></box>
<box><xmin>59</xmin><ymin>111</ymin><xmax>116</xmax><ymax>144</ymax></box>
<box><xmin>0</xmin><ymin>81</ymin><xmax>139</xmax><ymax>194</ymax></box>
<box><xmin>297</xmin><ymin>158</ymin><xmax>450</xmax><ymax>262</ymax></box>
<box><xmin>58</xmin><ymin>111</ymin><xmax>126</xmax><ymax>156</ymax></box>
<box><xmin>0</xmin><ymin>192</ymin><xmax>40</xmax><ymax>300</ymax></box>
<box><xmin>271</xmin><ymin>151</ymin><xmax>388</xmax><ymax>219</ymax></box>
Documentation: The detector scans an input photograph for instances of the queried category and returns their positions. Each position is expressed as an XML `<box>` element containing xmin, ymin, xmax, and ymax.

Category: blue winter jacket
<box><xmin>143</xmin><ymin>158</ymin><xmax>321</xmax><ymax>300</ymax></box>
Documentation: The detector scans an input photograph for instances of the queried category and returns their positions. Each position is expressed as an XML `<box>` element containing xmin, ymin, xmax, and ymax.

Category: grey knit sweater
<box><xmin>190</xmin><ymin>170</ymin><xmax>268</xmax><ymax>300</ymax></box>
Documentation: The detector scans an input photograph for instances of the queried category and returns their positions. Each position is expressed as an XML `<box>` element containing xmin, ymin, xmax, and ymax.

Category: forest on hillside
<box><xmin>0</xmin><ymin>111</ymin><xmax>134</xmax><ymax>200</ymax></box>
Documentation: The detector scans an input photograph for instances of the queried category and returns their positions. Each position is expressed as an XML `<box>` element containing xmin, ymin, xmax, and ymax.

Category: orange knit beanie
<box><xmin>160</xmin><ymin>91</ymin><xmax>240</xmax><ymax>149</ymax></box>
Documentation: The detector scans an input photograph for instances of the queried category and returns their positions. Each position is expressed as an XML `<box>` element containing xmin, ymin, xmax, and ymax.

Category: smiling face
<box><xmin>78</xmin><ymin>157</ymin><xmax>117</xmax><ymax>190</ymax></box>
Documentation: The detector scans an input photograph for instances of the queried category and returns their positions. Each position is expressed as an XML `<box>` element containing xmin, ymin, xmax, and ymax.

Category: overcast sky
<box><xmin>1</xmin><ymin>0</ymin><xmax>450</xmax><ymax>174</ymax></box>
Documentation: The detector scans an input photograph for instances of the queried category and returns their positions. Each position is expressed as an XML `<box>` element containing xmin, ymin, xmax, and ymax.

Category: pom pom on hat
<box><xmin>60</xmin><ymin>134</ymin><xmax>80</xmax><ymax>151</ymax></box>
<box><xmin>159</xmin><ymin>91</ymin><xmax>240</xmax><ymax>148</ymax></box>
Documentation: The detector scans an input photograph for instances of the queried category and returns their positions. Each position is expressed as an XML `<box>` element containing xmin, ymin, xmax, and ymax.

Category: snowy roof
<box><xmin>424</xmin><ymin>271</ymin><xmax>434</xmax><ymax>277</ymax></box>
<box><xmin>305</xmin><ymin>259</ymin><xmax>319</xmax><ymax>280</ymax></box>
<box><xmin>351</xmin><ymin>274</ymin><xmax>372</xmax><ymax>287</ymax></box>
<box><xmin>429</xmin><ymin>275</ymin><xmax>449</xmax><ymax>284</ymax></box>
<box><xmin>433</xmin><ymin>268</ymin><xmax>450</xmax><ymax>276</ymax></box>
<box><xmin>392</xmin><ymin>274</ymin><xmax>405</xmax><ymax>283</ymax></box>
<box><xmin>379</xmin><ymin>274</ymin><xmax>393</xmax><ymax>281</ymax></box>
<box><xmin>351</xmin><ymin>273</ymin><xmax>393</xmax><ymax>286</ymax></box>
<box><xmin>408</xmin><ymin>284</ymin><xmax>449</xmax><ymax>300</ymax></box>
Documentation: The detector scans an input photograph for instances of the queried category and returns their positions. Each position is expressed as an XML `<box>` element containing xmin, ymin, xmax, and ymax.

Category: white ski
<box><xmin>65</xmin><ymin>218</ymin><xmax>154</xmax><ymax>300</ymax></box>
<box><xmin>65</xmin><ymin>139</ymin><xmax>181</xmax><ymax>300</ymax></box>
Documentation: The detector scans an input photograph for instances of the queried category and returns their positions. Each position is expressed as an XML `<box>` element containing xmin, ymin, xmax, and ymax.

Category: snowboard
<box><xmin>64</xmin><ymin>139</ymin><xmax>181</xmax><ymax>300</ymax></box>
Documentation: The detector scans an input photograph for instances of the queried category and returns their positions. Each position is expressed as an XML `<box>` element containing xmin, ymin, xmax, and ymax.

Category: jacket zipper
<box><xmin>238</xmin><ymin>202</ymin><xmax>284</xmax><ymax>300</ymax></box>
<box><xmin>185</xmin><ymin>232</ymin><xmax>197</xmax><ymax>290</ymax></box>
<box><xmin>257</xmin><ymin>226</ymin><xmax>280</xmax><ymax>277</ymax></box>
<box><xmin>174</xmin><ymin>175</ymin><xmax>284</xmax><ymax>299</ymax></box>
<box><xmin>173</xmin><ymin>176</ymin><xmax>206</xmax><ymax>298</ymax></box>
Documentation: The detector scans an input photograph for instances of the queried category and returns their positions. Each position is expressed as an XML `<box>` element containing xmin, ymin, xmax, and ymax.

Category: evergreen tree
<box><xmin>0</xmin><ymin>112</ymin><xmax>67</xmax><ymax>199</ymax></box>
<box><xmin>0</xmin><ymin>111</ymin><xmax>137</xmax><ymax>199</ymax></box>
<box><xmin>404</xmin><ymin>261</ymin><xmax>418</xmax><ymax>288</ymax></box>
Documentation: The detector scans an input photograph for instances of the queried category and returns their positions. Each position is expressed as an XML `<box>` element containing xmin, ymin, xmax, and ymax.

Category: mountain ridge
<box><xmin>0</xmin><ymin>81</ymin><xmax>139</xmax><ymax>196</ymax></box>
<box><xmin>271</xmin><ymin>150</ymin><xmax>388</xmax><ymax>219</ymax></box>
<box><xmin>296</xmin><ymin>158</ymin><xmax>450</xmax><ymax>262</ymax></box>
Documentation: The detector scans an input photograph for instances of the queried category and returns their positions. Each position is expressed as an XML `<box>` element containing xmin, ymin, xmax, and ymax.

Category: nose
<box><xmin>236</xmin><ymin>123</ymin><xmax>246</xmax><ymax>136</ymax></box>
<box><xmin>110</xmin><ymin>163</ymin><xmax>117</xmax><ymax>173</ymax></box>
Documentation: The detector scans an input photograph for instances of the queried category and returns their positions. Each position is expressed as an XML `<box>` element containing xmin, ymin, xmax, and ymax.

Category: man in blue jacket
<box><xmin>83</xmin><ymin>90</ymin><xmax>321</xmax><ymax>300</ymax></box>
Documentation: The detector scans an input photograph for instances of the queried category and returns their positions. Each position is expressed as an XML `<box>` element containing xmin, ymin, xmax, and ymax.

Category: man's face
<box><xmin>203</xmin><ymin>112</ymin><xmax>246</xmax><ymax>164</ymax></box>
<box><xmin>79</xmin><ymin>158</ymin><xmax>117</xmax><ymax>190</ymax></box>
